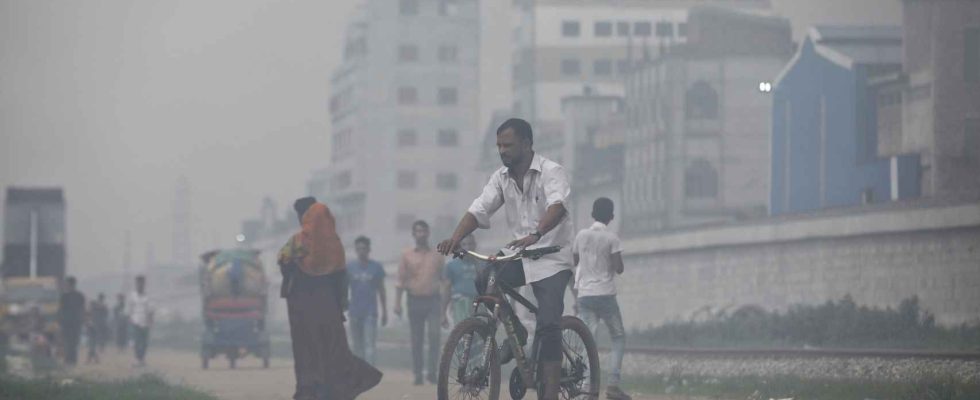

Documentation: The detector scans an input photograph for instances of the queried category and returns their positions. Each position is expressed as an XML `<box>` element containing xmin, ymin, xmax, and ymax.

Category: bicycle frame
<box><xmin>455</xmin><ymin>246</ymin><xmax>559</xmax><ymax>389</ymax></box>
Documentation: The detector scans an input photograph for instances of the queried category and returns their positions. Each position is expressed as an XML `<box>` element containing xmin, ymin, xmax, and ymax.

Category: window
<box><xmin>634</xmin><ymin>22</ymin><xmax>652</xmax><ymax>37</ymax></box>
<box><xmin>398</xmin><ymin>86</ymin><xmax>418</xmax><ymax>105</ymax></box>
<box><xmin>398</xmin><ymin>44</ymin><xmax>418</xmax><ymax>63</ymax></box>
<box><xmin>397</xmin><ymin>171</ymin><xmax>417</xmax><ymax>189</ymax></box>
<box><xmin>617</xmin><ymin>59</ymin><xmax>631</xmax><ymax>75</ymax></box>
<box><xmin>332</xmin><ymin>128</ymin><xmax>352</xmax><ymax>161</ymax></box>
<box><xmin>684</xmin><ymin>159</ymin><xmax>718</xmax><ymax>199</ymax></box>
<box><xmin>435</xmin><ymin>215</ymin><xmax>456</xmax><ymax>237</ymax></box>
<box><xmin>399</xmin><ymin>0</ymin><xmax>418</xmax><ymax>16</ymax></box>
<box><xmin>438</xmin><ymin>0</ymin><xmax>458</xmax><ymax>16</ymax></box>
<box><xmin>397</xmin><ymin>129</ymin><xmax>417</xmax><ymax>147</ymax></box>
<box><xmin>331</xmin><ymin>171</ymin><xmax>351</xmax><ymax>191</ymax></box>
<box><xmin>678</xmin><ymin>22</ymin><xmax>688</xmax><ymax>37</ymax></box>
<box><xmin>438</xmin><ymin>129</ymin><xmax>459</xmax><ymax>146</ymax></box>
<box><xmin>594</xmin><ymin>21</ymin><xmax>612</xmax><ymax>37</ymax></box>
<box><xmin>562</xmin><ymin>21</ymin><xmax>580</xmax><ymax>37</ymax></box>
<box><xmin>685</xmin><ymin>81</ymin><xmax>719</xmax><ymax>119</ymax></box>
<box><xmin>436</xmin><ymin>173</ymin><xmax>458</xmax><ymax>190</ymax></box>
<box><xmin>656</xmin><ymin>22</ymin><xmax>674</xmax><ymax>38</ymax></box>
<box><xmin>966</xmin><ymin>118</ymin><xmax>980</xmax><ymax>159</ymax></box>
<box><xmin>396</xmin><ymin>213</ymin><xmax>417</xmax><ymax>230</ymax></box>
<box><xmin>561</xmin><ymin>58</ymin><xmax>581</xmax><ymax>76</ymax></box>
<box><xmin>438</xmin><ymin>45</ymin><xmax>458</xmax><ymax>63</ymax></box>
<box><xmin>966</xmin><ymin>28</ymin><xmax>979</xmax><ymax>82</ymax></box>
<box><xmin>438</xmin><ymin>87</ymin><xmax>458</xmax><ymax>105</ymax></box>
<box><xmin>593</xmin><ymin>59</ymin><xmax>613</xmax><ymax>76</ymax></box>
<box><xmin>616</xmin><ymin>21</ymin><xmax>630</xmax><ymax>37</ymax></box>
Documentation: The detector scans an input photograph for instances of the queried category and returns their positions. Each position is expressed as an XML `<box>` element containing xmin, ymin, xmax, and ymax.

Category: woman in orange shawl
<box><xmin>278</xmin><ymin>197</ymin><xmax>382</xmax><ymax>400</ymax></box>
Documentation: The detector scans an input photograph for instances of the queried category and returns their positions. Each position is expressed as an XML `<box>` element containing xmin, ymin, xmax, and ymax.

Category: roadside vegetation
<box><xmin>621</xmin><ymin>373</ymin><xmax>980</xmax><ymax>400</ymax></box>
<box><xmin>0</xmin><ymin>374</ymin><xmax>217</xmax><ymax>400</ymax></box>
<box><xmin>631</xmin><ymin>295</ymin><xmax>980</xmax><ymax>350</ymax></box>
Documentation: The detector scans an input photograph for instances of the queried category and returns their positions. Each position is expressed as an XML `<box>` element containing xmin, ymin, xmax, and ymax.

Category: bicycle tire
<box><xmin>437</xmin><ymin>317</ymin><xmax>501</xmax><ymax>400</ymax></box>
<box><xmin>557</xmin><ymin>316</ymin><xmax>601</xmax><ymax>400</ymax></box>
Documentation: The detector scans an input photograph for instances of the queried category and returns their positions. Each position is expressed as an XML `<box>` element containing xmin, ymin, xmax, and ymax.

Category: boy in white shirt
<box><xmin>572</xmin><ymin>198</ymin><xmax>630</xmax><ymax>400</ymax></box>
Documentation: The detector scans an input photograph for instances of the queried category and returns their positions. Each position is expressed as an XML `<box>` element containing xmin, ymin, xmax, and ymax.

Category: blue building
<box><xmin>770</xmin><ymin>26</ymin><xmax>921</xmax><ymax>215</ymax></box>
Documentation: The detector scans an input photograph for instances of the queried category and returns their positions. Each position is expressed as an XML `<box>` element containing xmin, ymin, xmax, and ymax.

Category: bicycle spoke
<box><xmin>559</xmin><ymin>327</ymin><xmax>594</xmax><ymax>399</ymax></box>
<box><xmin>446</xmin><ymin>328</ymin><xmax>493</xmax><ymax>400</ymax></box>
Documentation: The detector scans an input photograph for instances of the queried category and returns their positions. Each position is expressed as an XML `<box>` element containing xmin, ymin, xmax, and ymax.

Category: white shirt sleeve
<box><xmin>467</xmin><ymin>173</ymin><xmax>505</xmax><ymax>229</ymax></box>
<box><xmin>542</xmin><ymin>163</ymin><xmax>571</xmax><ymax>208</ymax></box>
<box><xmin>611</xmin><ymin>233</ymin><xmax>623</xmax><ymax>254</ymax></box>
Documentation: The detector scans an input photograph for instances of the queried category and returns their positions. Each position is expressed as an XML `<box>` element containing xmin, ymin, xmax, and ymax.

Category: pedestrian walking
<box><xmin>572</xmin><ymin>197</ymin><xmax>631</xmax><ymax>400</ymax></box>
<box><xmin>437</xmin><ymin>117</ymin><xmax>575</xmax><ymax>400</ymax></box>
<box><xmin>85</xmin><ymin>299</ymin><xmax>100</xmax><ymax>364</ymax></box>
<box><xmin>58</xmin><ymin>276</ymin><xmax>86</xmax><ymax>366</ymax></box>
<box><xmin>92</xmin><ymin>293</ymin><xmax>110</xmax><ymax>352</ymax></box>
<box><xmin>346</xmin><ymin>236</ymin><xmax>387</xmax><ymax>366</ymax></box>
<box><xmin>128</xmin><ymin>275</ymin><xmax>154</xmax><ymax>367</ymax></box>
<box><xmin>394</xmin><ymin>220</ymin><xmax>445</xmax><ymax>385</ymax></box>
<box><xmin>278</xmin><ymin>196</ymin><xmax>381</xmax><ymax>399</ymax></box>
<box><xmin>440</xmin><ymin>234</ymin><xmax>484</xmax><ymax>328</ymax></box>
<box><xmin>113</xmin><ymin>293</ymin><xmax>129</xmax><ymax>351</ymax></box>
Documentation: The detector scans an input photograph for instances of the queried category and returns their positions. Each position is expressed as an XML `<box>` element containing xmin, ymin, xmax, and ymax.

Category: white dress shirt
<box><xmin>467</xmin><ymin>153</ymin><xmax>574</xmax><ymax>283</ymax></box>
<box><xmin>572</xmin><ymin>221</ymin><xmax>624</xmax><ymax>297</ymax></box>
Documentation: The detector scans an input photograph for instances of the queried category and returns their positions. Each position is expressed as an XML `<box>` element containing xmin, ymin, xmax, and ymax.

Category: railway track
<box><xmin>613</xmin><ymin>345</ymin><xmax>980</xmax><ymax>360</ymax></box>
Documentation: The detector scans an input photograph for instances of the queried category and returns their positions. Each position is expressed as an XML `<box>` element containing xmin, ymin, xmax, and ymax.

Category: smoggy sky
<box><xmin>0</xmin><ymin>0</ymin><xmax>901</xmax><ymax>282</ymax></box>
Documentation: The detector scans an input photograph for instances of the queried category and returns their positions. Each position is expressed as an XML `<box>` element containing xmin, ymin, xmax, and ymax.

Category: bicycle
<box><xmin>436</xmin><ymin>245</ymin><xmax>600</xmax><ymax>400</ymax></box>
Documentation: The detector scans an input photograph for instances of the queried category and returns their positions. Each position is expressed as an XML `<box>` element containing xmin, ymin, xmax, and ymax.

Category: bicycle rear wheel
<box><xmin>437</xmin><ymin>317</ymin><xmax>501</xmax><ymax>400</ymax></box>
<box><xmin>558</xmin><ymin>316</ymin><xmax>601</xmax><ymax>400</ymax></box>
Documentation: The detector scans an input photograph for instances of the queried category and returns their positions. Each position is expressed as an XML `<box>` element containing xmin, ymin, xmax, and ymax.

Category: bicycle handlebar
<box><xmin>454</xmin><ymin>245</ymin><xmax>562</xmax><ymax>262</ymax></box>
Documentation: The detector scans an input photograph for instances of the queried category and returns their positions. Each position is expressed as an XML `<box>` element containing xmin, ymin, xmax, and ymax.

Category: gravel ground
<box><xmin>616</xmin><ymin>352</ymin><xmax>980</xmax><ymax>384</ymax></box>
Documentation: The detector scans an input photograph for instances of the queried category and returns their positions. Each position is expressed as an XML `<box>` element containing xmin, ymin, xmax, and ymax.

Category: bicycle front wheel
<box><xmin>437</xmin><ymin>317</ymin><xmax>501</xmax><ymax>400</ymax></box>
<box><xmin>559</xmin><ymin>315</ymin><xmax>601</xmax><ymax>400</ymax></box>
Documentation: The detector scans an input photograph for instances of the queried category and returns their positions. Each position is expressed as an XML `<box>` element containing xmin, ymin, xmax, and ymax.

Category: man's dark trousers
<box><xmin>62</xmin><ymin>323</ymin><xmax>82</xmax><ymax>365</ymax></box>
<box><xmin>407</xmin><ymin>294</ymin><xmax>440</xmax><ymax>382</ymax></box>
<box><xmin>133</xmin><ymin>325</ymin><xmax>149</xmax><ymax>362</ymax></box>
<box><xmin>477</xmin><ymin>261</ymin><xmax>571</xmax><ymax>363</ymax></box>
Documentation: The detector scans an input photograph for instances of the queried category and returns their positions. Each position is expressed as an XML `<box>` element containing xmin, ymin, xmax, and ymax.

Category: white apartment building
<box><xmin>309</xmin><ymin>0</ymin><xmax>480</xmax><ymax>263</ymax></box>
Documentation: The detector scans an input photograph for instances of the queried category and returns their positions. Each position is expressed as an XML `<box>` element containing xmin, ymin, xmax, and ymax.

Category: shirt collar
<box><xmin>500</xmin><ymin>153</ymin><xmax>545</xmax><ymax>176</ymax></box>
<box><xmin>590</xmin><ymin>221</ymin><xmax>608</xmax><ymax>230</ymax></box>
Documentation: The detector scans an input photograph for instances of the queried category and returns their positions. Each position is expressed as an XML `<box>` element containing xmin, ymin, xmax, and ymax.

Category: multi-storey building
<box><xmin>510</xmin><ymin>0</ymin><xmax>771</xmax><ymax>125</ymax></box>
<box><xmin>771</xmin><ymin>26</ymin><xmax>921</xmax><ymax>216</ymax></box>
<box><xmin>873</xmin><ymin>0</ymin><xmax>980</xmax><ymax>200</ymax></box>
<box><xmin>622</xmin><ymin>6</ymin><xmax>792</xmax><ymax>235</ymax></box>
<box><xmin>309</xmin><ymin>0</ymin><xmax>480</xmax><ymax>262</ymax></box>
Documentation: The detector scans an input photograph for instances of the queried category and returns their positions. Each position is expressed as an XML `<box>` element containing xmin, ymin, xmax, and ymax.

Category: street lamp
<box><xmin>758</xmin><ymin>81</ymin><xmax>772</xmax><ymax>93</ymax></box>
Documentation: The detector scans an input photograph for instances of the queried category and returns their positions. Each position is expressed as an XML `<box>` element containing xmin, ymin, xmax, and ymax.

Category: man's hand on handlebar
<box><xmin>506</xmin><ymin>234</ymin><xmax>540</xmax><ymax>251</ymax></box>
<box><xmin>436</xmin><ymin>238</ymin><xmax>460</xmax><ymax>256</ymax></box>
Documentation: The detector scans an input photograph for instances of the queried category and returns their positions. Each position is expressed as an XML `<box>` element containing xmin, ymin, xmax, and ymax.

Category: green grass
<box><xmin>620</xmin><ymin>373</ymin><xmax>980</xmax><ymax>400</ymax></box>
<box><xmin>630</xmin><ymin>295</ymin><xmax>980</xmax><ymax>351</ymax></box>
<box><xmin>0</xmin><ymin>373</ymin><xmax>217</xmax><ymax>400</ymax></box>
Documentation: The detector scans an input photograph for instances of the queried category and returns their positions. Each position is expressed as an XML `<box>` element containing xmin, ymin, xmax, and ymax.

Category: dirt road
<box><xmin>68</xmin><ymin>348</ymin><xmax>669</xmax><ymax>400</ymax></box>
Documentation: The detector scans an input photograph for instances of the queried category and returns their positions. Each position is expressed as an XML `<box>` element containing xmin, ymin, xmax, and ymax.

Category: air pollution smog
<box><xmin>2</xmin><ymin>0</ymin><xmax>979</xmax><ymax>399</ymax></box>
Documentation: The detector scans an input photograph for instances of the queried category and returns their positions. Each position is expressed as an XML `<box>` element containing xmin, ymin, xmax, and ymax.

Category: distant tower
<box><xmin>122</xmin><ymin>231</ymin><xmax>132</xmax><ymax>293</ymax></box>
<box><xmin>172</xmin><ymin>176</ymin><xmax>192</xmax><ymax>267</ymax></box>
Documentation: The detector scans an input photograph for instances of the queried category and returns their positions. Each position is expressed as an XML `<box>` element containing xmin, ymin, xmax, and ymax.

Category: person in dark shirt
<box><xmin>113</xmin><ymin>293</ymin><xmax>128</xmax><ymax>351</ymax></box>
<box><xmin>92</xmin><ymin>293</ymin><xmax>110</xmax><ymax>352</ymax></box>
<box><xmin>346</xmin><ymin>236</ymin><xmax>387</xmax><ymax>366</ymax></box>
<box><xmin>58</xmin><ymin>276</ymin><xmax>86</xmax><ymax>366</ymax></box>
<box><xmin>85</xmin><ymin>299</ymin><xmax>100</xmax><ymax>364</ymax></box>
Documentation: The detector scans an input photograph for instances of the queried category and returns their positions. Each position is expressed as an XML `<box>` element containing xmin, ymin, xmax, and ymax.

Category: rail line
<box><xmin>611</xmin><ymin>345</ymin><xmax>980</xmax><ymax>360</ymax></box>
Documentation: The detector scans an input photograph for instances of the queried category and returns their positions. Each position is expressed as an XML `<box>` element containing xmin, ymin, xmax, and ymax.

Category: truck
<box><xmin>0</xmin><ymin>187</ymin><xmax>67</xmax><ymax>371</ymax></box>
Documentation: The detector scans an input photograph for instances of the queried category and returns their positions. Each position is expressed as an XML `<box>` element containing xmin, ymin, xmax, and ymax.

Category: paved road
<box><xmin>68</xmin><ymin>348</ymin><xmax>675</xmax><ymax>400</ymax></box>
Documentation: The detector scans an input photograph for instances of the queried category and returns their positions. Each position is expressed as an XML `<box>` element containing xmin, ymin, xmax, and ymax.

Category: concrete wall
<box><xmin>617</xmin><ymin>202</ymin><xmax>980</xmax><ymax>329</ymax></box>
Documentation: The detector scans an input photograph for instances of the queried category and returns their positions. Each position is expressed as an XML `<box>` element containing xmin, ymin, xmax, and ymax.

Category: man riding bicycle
<box><xmin>437</xmin><ymin>117</ymin><xmax>574</xmax><ymax>400</ymax></box>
